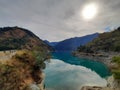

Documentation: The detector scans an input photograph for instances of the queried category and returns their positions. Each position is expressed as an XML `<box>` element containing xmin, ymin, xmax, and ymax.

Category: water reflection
<box><xmin>52</xmin><ymin>52</ymin><xmax>111</xmax><ymax>78</ymax></box>
<box><xmin>45</xmin><ymin>59</ymin><xmax>107</xmax><ymax>90</ymax></box>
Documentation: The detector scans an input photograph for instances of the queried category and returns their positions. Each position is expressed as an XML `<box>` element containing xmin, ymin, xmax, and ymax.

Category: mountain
<box><xmin>75</xmin><ymin>27</ymin><xmax>120</xmax><ymax>90</ymax></box>
<box><xmin>0</xmin><ymin>26</ymin><xmax>53</xmax><ymax>90</ymax></box>
<box><xmin>77</xmin><ymin>27</ymin><xmax>120</xmax><ymax>53</ymax></box>
<box><xmin>0</xmin><ymin>26</ymin><xmax>52</xmax><ymax>51</ymax></box>
<box><xmin>53</xmin><ymin>33</ymin><xmax>99</xmax><ymax>51</ymax></box>
<box><xmin>44</xmin><ymin>40</ymin><xmax>58</xmax><ymax>47</ymax></box>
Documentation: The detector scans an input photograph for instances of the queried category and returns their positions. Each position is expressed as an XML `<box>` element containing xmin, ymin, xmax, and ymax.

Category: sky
<box><xmin>0</xmin><ymin>0</ymin><xmax>120</xmax><ymax>42</ymax></box>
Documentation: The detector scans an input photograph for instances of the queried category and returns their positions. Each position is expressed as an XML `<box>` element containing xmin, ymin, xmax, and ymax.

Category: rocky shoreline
<box><xmin>73</xmin><ymin>51</ymin><xmax>120</xmax><ymax>68</ymax></box>
<box><xmin>73</xmin><ymin>51</ymin><xmax>120</xmax><ymax>90</ymax></box>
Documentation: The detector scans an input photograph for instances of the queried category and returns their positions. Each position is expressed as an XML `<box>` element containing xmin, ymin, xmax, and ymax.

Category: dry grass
<box><xmin>0</xmin><ymin>49</ymin><xmax>46</xmax><ymax>90</ymax></box>
<box><xmin>0</xmin><ymin>50</ymin><xmax>36</xmax><ymax>90</ymax></box>
<box><xmin>0</xmin><ymin>51</ymin><xmax>6</xmax><ymax>56</ymax></box>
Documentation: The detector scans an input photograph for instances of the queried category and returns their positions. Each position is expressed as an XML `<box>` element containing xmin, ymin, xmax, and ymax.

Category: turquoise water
<box><xmin>44</xmin><ymin>52</ymin><xmax>111</xmax><ymax>90</ymax></box>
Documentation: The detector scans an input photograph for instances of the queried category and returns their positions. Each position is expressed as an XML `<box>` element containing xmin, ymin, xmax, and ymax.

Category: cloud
<box><xmin>44</xmin><ymin>59</ymin><xmax>107</xmax><ymax>90</ymax></box>
<box><xmin>0</xmin><ymin>0</ymin><xmax>120</xmax><ymax>41</ymax></box>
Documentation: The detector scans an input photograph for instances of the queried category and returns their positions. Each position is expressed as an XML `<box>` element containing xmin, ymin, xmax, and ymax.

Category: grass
<box><xmin>0</xmin><ymin>50</ymin><xmax>34</xmax><ymax>90</ymax></box>
<box><xmin>112</xmin><ymin>69</ymin><xmax>120</xmax><ymax>79</ymax></box>
<box><xmin>111</xmin><ymin>56</ymin><xmax>120</xmax><ymax>79</ymax></box>
<box><xmin>112</xmin><ymin>56</ymin><xmax>120</xmax><ymax>65</ymax></box>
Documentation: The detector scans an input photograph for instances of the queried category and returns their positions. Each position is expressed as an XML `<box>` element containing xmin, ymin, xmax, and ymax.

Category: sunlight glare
<box><xmin>82</xmin><ymin>3</ymin><xmax>98</xmax><ymax>20</ymax></box>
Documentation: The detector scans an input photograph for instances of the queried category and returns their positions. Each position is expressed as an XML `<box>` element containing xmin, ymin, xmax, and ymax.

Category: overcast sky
<box><xmin>0</xmin><ymin>0</ymin><xmax>120</xmax><ymax>41</ymax></box>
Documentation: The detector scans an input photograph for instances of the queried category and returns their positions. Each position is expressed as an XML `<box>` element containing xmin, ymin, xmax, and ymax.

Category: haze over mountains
<box><xmin>45</xmin><ymin>33</ymin><xmax>99</xmax><ymax>51</ymax></box>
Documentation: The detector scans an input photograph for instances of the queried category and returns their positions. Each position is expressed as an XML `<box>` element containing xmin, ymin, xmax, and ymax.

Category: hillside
<box><xmin>0</xmin><ymin>26</ymin><xmax>52</xmax><ymax>90</ymax></box>
<box><xmin>53</xmin><ymin>33</ymin><xmax>98</xmax><ymax>51</ymax></box>
<box><xmin>77</xmin><ymin>27</ymin><xmax>120</xmax><ymax>53</ymax></box>
<box><xmin>0</xmin><ymin>26</ymin><xmax>52</xmax><ymax>51</ymax></box>
<box><xmin>76</xmin><ymin>27</ymin><xmax>120</xmax><ymax>90</ymax></box>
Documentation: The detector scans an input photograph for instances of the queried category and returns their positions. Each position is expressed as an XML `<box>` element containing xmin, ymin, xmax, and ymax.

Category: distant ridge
<box><xmin>46</xmin><ymin>33</ymin><xmax>99</xmax><ymax>51</ymax></box>
<box><xmin>77</xmin><ymin>27</ymin><xmax>120</xmax><ymax>52</ymax></box>
<box><xmin>44</xmin><ymin>40</ymin><xmax>58</xmax><ymax>47</ymax></box>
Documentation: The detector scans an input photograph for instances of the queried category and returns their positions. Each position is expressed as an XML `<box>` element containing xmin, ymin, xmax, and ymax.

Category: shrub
<box><xmin>112</xmin><ymin>56</ymin><xmax>120</xmax><ymax>79</ymax></box>
<box><xmin>31</xmin><ymin>47</ymin><xmax>51</xmax><ymax>70</ymax></box>
<box><xmin>0</xmin><ymin>63</ymin><xmax>24</xmax><ymax>90</ymax></box>
<box><xmin>112</xmin><ymin>56</ymin><xmax>120</xmax><ymax>65</ymax></box>
<box><xmin>112</xmin><ymin>69</ymin><xmax>120</xmax><ymax>79</ymax></box>
<box><xmin>77</xmin><ymin>45</ymin><xmax>94</xmax><ymax>53</ymax></box>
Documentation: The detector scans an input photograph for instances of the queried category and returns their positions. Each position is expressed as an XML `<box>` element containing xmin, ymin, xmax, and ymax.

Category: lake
<box><xmin>44</xmin><ymin>52</ymin><xmax>111</xmax><ymax>90</ymax></box>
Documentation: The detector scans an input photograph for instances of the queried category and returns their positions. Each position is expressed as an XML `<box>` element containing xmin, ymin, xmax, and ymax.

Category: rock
<box><xmin>81</xmin><ymin>86</ymin><xmax>103</xmax><ymax>90</ymax></box>
<box><xmin>81</xmin><ymin>75</ymin><xmax>120</xmax><ymax>90</ymax></box>
<box><xmin>30</xmin><ymin>84</ymin><xmax>40</xmax><ymax>90</ymax></box>
<box><xmin>107</xmin><ymin>75</ymin><xmax>120</xmax><ymax>90</ymax></box>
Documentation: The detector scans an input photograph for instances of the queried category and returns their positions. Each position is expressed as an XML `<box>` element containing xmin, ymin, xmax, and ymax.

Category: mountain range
<box><xmin>45</xmin><ymin>33</ymin><xmax>99</xmax><ymax>51</ymax></box>
<box><xmin>77</xmin><ymin>27</ymin><xmax>120</xmax><ymax>53</ymax></box>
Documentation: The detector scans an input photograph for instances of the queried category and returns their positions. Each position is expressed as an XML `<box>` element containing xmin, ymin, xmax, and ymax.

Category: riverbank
<box><xmin>73</xmin><ymin>51</ymin><xmax>120</xmax><ymax>68</ymax></box>
<box><xmin>73</xmin><ymin>51</ymin><xmax>120</xmax><ymax>90</ymax></box>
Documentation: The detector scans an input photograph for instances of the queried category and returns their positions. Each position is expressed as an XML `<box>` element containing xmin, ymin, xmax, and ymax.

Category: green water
<box><xmin>52</xmin><ymin>52</ymin><xmax>111</xmax><ymax>77</ymax></box>
<box><xmin>44</xmin><ymin>52</ymin><xmax>111</xmax><ymax>90</ymax></box>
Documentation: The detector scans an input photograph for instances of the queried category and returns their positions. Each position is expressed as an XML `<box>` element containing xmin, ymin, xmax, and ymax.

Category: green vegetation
<box><xmin>112</xmin><ymin>56</ymin><xmax>120</xmax><ymax>79</ymax></box>
<box><xmin>77</xmin><ymin>45</ymin><xmax>94</xmax><ymax>53</ymax></box>
<box><xmin>112</xmin><ymin>56</ymin><xmax>120</xmax><ymax>65</ymax></box>
<box><xmin>0</xmin><ymin>38</ymin><xmax>26</xmax><ymax>50</ymax></box>
<box><xmin>77</xmin><ymin>27</ymin><xmax>120</xmax><ymax>53</ymax></box>
<box><xmin>0</xmin><ymin>26</ymin><xmax>53</xmax><ymax>51</ymax></box>
<box><xmin>32</xmin><ymin>47</ymin><xmax>51</xmax><ymax>70</ymax></box>
<box><xmin>112</xmin><ymin>69</ymin><xmax>120</xmax><ymax>79</ymax></box>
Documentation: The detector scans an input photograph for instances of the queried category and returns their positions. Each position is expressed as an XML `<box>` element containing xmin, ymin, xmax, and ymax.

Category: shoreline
<box><xmin>73</xmin><ymin>51</ymin><xmax>120</xmax><ymax>68</ymax></box>
<box><xmin>73</xmin><ymin>51</ymin><xmax>120</xmax><ymax>90</ymax></box>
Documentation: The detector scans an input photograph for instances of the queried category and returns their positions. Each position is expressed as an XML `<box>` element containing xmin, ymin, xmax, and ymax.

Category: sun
<box><xmin>82</xmin><ymin>3</ymin><xmax>98</xmax><ymax>20</ymax></box>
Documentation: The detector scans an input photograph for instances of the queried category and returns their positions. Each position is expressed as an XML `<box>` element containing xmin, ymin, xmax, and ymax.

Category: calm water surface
<box><xmin>44</xmin><ymin>52</ymin><xmax>111</xmax><ymax>90</ymax></box>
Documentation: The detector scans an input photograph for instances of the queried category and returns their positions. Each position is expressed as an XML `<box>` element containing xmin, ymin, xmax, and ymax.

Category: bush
<box><xmin>112</xmin><ymin>69</ymin><xmax>120</xmax><ymax>79</ymax></box>
<box><xmin>31</xmin><ymin>47</ymin><xmax>51</xmax><ymax>70</ymax></box>
<box><xmin>112</xmin><ymin>56</ymin><xmax>120</xmax><ymax>79</ymax></box>
<box><xmin>112</xmin><ymin>56</ymin><xmax>120</xmax><ymax>65</ymax></box>
<box><xmin>113</xmin><ymin>44</ymin><xmax>120</xmax><ymax>52</ymax></box>
<box><xmin>0</xmin><ymin>63</ymin><xmax>24</xmax><ymax>90</ymax></box>
<box><xmin>77</xmin><ymin>45</ymin><xmax>94</xmax><ymax>53</ymax></box>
